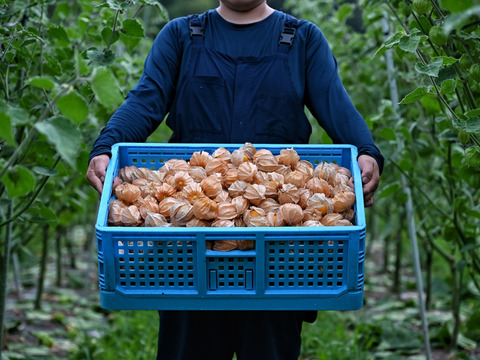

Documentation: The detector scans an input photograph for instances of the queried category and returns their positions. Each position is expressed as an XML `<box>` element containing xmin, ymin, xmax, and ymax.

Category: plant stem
<box><xmin>0</xmin><ymin>202</ymin><xmax>13</xmax><ymax>357</ymax></box>
<box><xmin>34</xmin><ymin>225</ymin><xmax>49</xmax><ymax>310</ymax></box>
<box><xmin>106</xmin><ymin>10</ymin><xmax>120</xmax><ymax>51</ymax></box>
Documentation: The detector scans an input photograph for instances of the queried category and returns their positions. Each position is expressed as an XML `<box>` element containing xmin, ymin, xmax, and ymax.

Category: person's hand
<box><xmin>348</xmin><ymin>154</ymin><xmax>380</xmax><ymax>207</ymax></box>
<box><xmin>86</xmin><ymin>154</ymin><xmax>122</xmax><ymax>196</ymax></box>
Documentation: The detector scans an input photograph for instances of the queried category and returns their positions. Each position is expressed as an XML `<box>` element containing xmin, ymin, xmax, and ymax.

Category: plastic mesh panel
<box><xmin>207</xmin><ymin>256</ymin><xmax>255</xmax><ymax>291</ymax></box>
<box><xmin>265</xmin><ymin>240</ymin><xmax>347</xmax><ymax>290</ymax></box>
<box><xmin>116</xmin><ymin>240</ymin><xmax>197</xmax><ymax>290</ymax></box>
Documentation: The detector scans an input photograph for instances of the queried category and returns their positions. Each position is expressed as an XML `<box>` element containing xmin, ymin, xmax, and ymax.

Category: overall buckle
<box><xmin>279</xmin><ymin>27</ymin><xmax>296</xmax><ymax>46</ymax></box>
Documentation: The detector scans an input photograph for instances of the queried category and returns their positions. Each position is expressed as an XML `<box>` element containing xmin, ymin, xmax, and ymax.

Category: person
<box><xmin>86</xmin><ymin>1</ymin><xmax>384</xmax><ymax>359</ymax></box>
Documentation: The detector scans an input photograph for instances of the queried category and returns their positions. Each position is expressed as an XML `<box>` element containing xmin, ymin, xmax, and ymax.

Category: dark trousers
<box><xmin>156</xmin><ymin>310</ymin><xmax>317</xmax><ymax>360</ymax></box>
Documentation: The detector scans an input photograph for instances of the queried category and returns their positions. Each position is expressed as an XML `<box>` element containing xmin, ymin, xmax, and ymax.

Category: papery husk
<box><xmin>140</xmin><ymin>181</ymin><xmax>162</xmax><ymax>198</ymax></box>
<box><xmin>186</xmin><ymin>218</ymin><xmax>211</xmax><ymax>227</ymax></box>
<box><xmin>189</xmin><ymin>151</ymin><xmax>212</xmax><ymax>168</ymax></box>
<box><xmin>212</xmin><ymin>147</ymin><xmax>232</xmax><ymax>162</ymax></box>
<box><xmin>170</xmin><ymin>200</ymin><xmax>195</xmax><ymax>226</ymax></box>
<box><xmin>231</xmin><ymin>196</ymin><xmax>249</xmax><ymax>216</ymax></box>
<box><xmin>334</xmin><ymin>173</ymin><xmax>350</xmax><ymax>187</ymax></box>
<box><xmin>173</xmin><ymin>171</ymin><xmax>194</xmax><ymax>191</ymax></box>
<box><xmin>144</xmin><ymin>213</ymin><xmax>170</xmax><ymax>227</ymax></box>
<box><xmin>158</xmin><ymin>196</ymin><xmax>177</xmax><ymax>219</ymax></box>
<box><xmin>163</xmin><ymin>174</ymin><xmax>175</xmax><ymax>187</ymax></box>
<box><xmin>237</xmin><ymin>162</ymin><xmax>257</xmax><ymax>183</ymax></box>
<box><xmin>231</xmin><ymin>149</ymin><xmax>249</xmax><ymax>167</ymax></box>
<box><xmin>332</xmin><ymin>191</ymin><xmax>356</xmax><ymax>213</ymax></box>
<box><xmin>239</xmin><ymin>142</ymin><xmax>256</xmax><ymax>159</ymax></box>
<box><xmin>253</xmin><ymin>149</ymin><xmax>274</xmax><ymax>162</ymax></box>
<box><xmin>342</xmin><ymin>208</ymin><xmax>355</xmax><ymax>223</ymax></box>
<box><xmin>266</xmin><ymin>211</ymin><xmax>286</xmax><ymax>227</ymax></box>
<box><xmin>200</xmin><ymin>175</ymin><xmax>223</xmax><ymax>199</ymax></box>
<box><xmin>244</xmin><ymin>206</ymin><xmax>267</xmax><ymax>227</ymax></box>
<box><xmin>335</xmin><ymin>166</ymin><xmax>352</xmax><ymax>178</ymax></box>
<box><xmin>307</xmin><ymin>193</ymin><xmax>333</xmax><ymax>215</ymax></box>
<box><xmin>181</xmin><ymin>182</ymin><xmax>206</xmax><ymax>205</ymax></box>
<box><xmin>255</xmin><ymin>154</ymin><xmax>280</xmax><ymax>172</ymax></box>
<box><xmin>279</xmin><ymin>203</ymin><xmax>303</xmax><ymax>225</ymax></box>
<box><xmin>192</xmin><ymin>197</ymin><xmax>219</xmax><ymax>220</ymax></box>
<box><xmin>275</xmin><ymin>164</ymin><xmax>291</xmax><ymax>176</ymax></box>
<box><xmin>132</xmin><ymin>178</ymin><xmax>148</xmax><ymax>187</ymax></box>
<box><xmin>188</xmin><ymin>166</ymin><xmax>208</xmax><ymax>182</ymax></box>
<box><xmin>302</xmin><ymin>220</ymin><xmax>324</xmax><ymax>227</ymax></box>
<box><xmin>258</xmin><ymin>198</ymin><xmax>280</xmax><ymax>213</ymax></box>
<box><xmin>284</xmin><ymin>170</ymin><xmax>307</xmax><ymax>189</ymax></box>
<box><xmin>298</xmin><ymin>188</ymin><xmax>313</xmax><ymax>209</ymax></box>
<box><xmin>321</xmin><ymin>213</ymin><xmax>344</xmax><ymax>226</ymax></box>
<box><xmin>313</xmin><ymin>162</ymin><xmax>337</xmax><ymax>185</ymax></box>
<box><xmin>228</xmin><ymin>180</ymin><xmax>249</xmax><ymax>198</ymax></box>
<box><xmin>295</xmin><ymin>160</ymin><xmax>314</xmax><ymax>178</ymax></box>
<box><xmin>214</xmin><ymin>190</ymin><xmax>231</xmax><ymax>203</ymax></box>
<box><xmin>277</xmin><ymin>183</ymin><xmax>300</xmax><ymax>204</ymax></box>
<box><xmin>147</xmin><ymin>170</ymin><xmax>166</xmax><ymax>183</ymax></box>
<box><xmin>253</xmin><ymin>171</ymin><xmax>269</xmax><ymax>184</ymax></box>
<box><xmin>302</xmin><ymin>206</ymin><xmax>323</xmax><ymax>222</ymax></box>
<box><xmin>277</xmin><ymin>148</ymin><xmax>300</xmax><ymax>168</ymax></box>
<box><xmin>205</xmin><ymin>158</ymin><xmax>228</xmax><ymax>176</ymax></box>
<box><xmin>217</xmin><ymin>202</ymin><xmax>237</xmax><ymax>220</ymax></box>
<box><xmin>115</xmin><ymin>183</ymin><xmax>141</xmax><ymax>204</ymax></box>
<box><xmin>237</xmin><ymin>239</ymin><xmax>255</xmax><ymax>250</ymax></box>
<box><xmin>211</xmin><ymin>219</ymin><xmax>235</xmax><ymax>227</ymax></box>
<box><xmin>121</xmin><ymin>205</ymin><xmax>142</xmax><ymax>226</ymax></box>
<box><xmin>139</xmin><ymin>196</ymin><xmax>160</xmax><ymax>219</ymax></box>
<box><xmin>261</xmin><ymin>180</ymin><xmax>281</xmax><ymax>198</ymax></box>
<box><xmin>243</xmin><ymin>184</ymin><xmax>266</xmax><ymax>206</ymax></box>
<box><xmin>206</xmin><ymin>240</ymin><xmax>214</xmax><ymax>250</ymax></box>
<box><xmin>154</xmin><ymin>183</ymin><xmax>177</xmax><ymax>202</ymax></box>
<box><xmin>170</xmin><ymin>159</ymin><xmax>190</xmax><ymax>174</ymax></box>
<box><xmin>108</xmin><ymin>199</ymin><xmax>127</xmax><ymax>226</ymax></box>
<box><xmin>268</xmin><ymin>172</ymin><xmax>285</xmax><ymax>185</ymax></box>
<box><xmin>118</xmin><ymin>166</ymin><xmax>136</xmax><ymax>183</ymax></box>
<box><xmin>234</xmin><ymin>217</ymin><xmax>246</xmax><ymax>227</ymax></box>
<box><xmin>305</xmin><ymin>177</ymin><xmax>331</xmax><ymax>197</ymax></box>
<box><xmin>223</xmin><ymin>168</ymin><xmax>239</xmax><ymax>188</ymax></box>
<box><xmin>334</xmin><ymin>219</ymin><xmax>353</xmax><ymax>226</ymax></box>
<box><xmin>213</xmin><ymin>240</ymin><xmax>238</xmax><ymax>251</ymax></box>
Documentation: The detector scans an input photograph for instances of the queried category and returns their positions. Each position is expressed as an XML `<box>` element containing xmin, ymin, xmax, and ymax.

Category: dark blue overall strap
<box><xmin>278</xmin><ymin>15</ymin><xmax>298</xmax><ymax>53</ymax></box>
<box><xmin>189</xmin><ymin>14</ymin><xmax>205</xmax><ymax>46</ymax></box>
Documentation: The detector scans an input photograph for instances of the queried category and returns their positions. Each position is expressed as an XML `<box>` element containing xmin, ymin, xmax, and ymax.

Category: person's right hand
<box><xmin>86</xmin><ymin>154</ymin><xmax>121</xmax><ymax>195</ymax></box>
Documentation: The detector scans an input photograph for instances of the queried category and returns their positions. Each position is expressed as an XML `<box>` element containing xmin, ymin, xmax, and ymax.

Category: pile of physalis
<box><xmin>108</xmin><ymin>143</ymin><xmax>356</xmax><ymax>251</ymax></box>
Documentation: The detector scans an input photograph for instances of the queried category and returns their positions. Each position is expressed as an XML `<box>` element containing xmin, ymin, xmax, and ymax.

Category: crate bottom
<box><xmin>100</xmin><ymin>290</ymin><xmax>364</xmax><ymax>311</ymax></box>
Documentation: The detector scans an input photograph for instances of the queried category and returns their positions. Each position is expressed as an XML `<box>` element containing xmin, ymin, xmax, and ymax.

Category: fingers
<box><xmin>357</xmin><ymin>155</ymin><xmax>380</xmax><ymax>208</ymax></box>
<box><xmin>86</xmin><ymin>154</ymin><xmax>111</xmax><ymax>195</ymax></box>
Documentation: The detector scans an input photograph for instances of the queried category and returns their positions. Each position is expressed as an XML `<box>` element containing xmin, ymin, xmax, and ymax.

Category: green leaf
<box><xmin>34</xmin><ymin>116</ymin><xmax>82</xmax><ymax>168</ymax></box>
<box><xmin>441</xmin><ymin>79</ymin><xmax>457</xmax><ymax>95</ymax></box>
<box><xmin>139</xmin><ymin>0</ymin><xmax>169</xmax><ymax>21</ymax></box>
<box><xmin>57</xmin><ymin>91</ymin><xmax>89</xmax><ymax>125</ymax></box>
<box><xmin>399</xmin><ymin>32</ymin><xmax>428</xmax><ymax>53</ymax></box>
<box><xmin>374</xmin><ymin>31</ymin><xmax>404</xmax><ymax>57</ymax></box>
<box><xmin>87</xmin><ymin>49</ymin><xmax>115</xmax><ymax>66</ymax></box>
<box><xmin>337</xmin><ymin>3</ymin><xmax>354</xmax><ymax>23</ymax></box>
<box><xmin>120</xmin><ymin>33</ymin><xmax>141</xmax><ymax>51</ymax></box>
<box><xmin>122</xmin><ymin>19</ymin><xmax>144</xmax><ymax>37</ymax></box>
<box><xmin>378</xmin><ymin>183</ymin><xmax>400</xmax><ymax>199</ymax></box>
<box><xmin>378</xmin><ymin>127</ymin><xmax>397</xmax><ymax>141</ymax></box>
<box><xmin>444</xmin><ymin>6</ymin><xmax>480</xmax><ymax>35</ymax></box>
<box><xmin>465</xmin><ymin>146</ymin><xmax>480</xmax><ymax>167</ymax></box>
<box><xmin>399</xmin><ymin>86</ymin><xmax>430</xmax><ymax>104</ymax></box>
<box><xmin>101</xmin><ymin>27</ymin><xmax>120</xmax><ymax>47</ymax></box>
<box><xmin>26</xmin><ymin>201</ymin><xmax>57</xmax><ymax>223</ymax></box>
<box><xmin>33</xmin><ymin>166</ymin><xmax>59</xmax><ymax>177</ymax></box>
<box><xmin>106</xmin><ymin>0</ymin><xmax>137</xmax><ymax>11</ymax></box>
<box><xmin>0</xmin><ymin>111</ymin><xmax>15</xmax><ymax>145</ymax></box>
<box><xmin>440</xmin><ymin>0</ymin><xmax>474</xmax><ymax>13</ymax></box>
<box><xmin>27</xmin><ymin>76</ymin><xmax>56</xmax><ymax>91</ymax></box>
<box><xmin>1</xmin><ymin>165</ymin><xmax>35</xmax><ymax>197</ymax></box>
<box><xmin>91</xmin><ymin>68</ymin><xmax>125</xmax><ymax>108</ymax></box>
<box><xmin>465</xmin><ymin>109</ymin><xmax>480</xmax><ymax>118</ymax></box>
<box><xmin>47</xmin><ymin>24</ymin><xmax>70</xmax><ymax>47</ymax></box>
<box><xmin>415</xmin><ymin>58</ymin><xmax>443</xmax><ymax>77</ymax></box>
<box><xmin>452</xmin><ymin>116</ymin><xmax>480</xmax><ymax>134</ymax></box>
<box><xmin>432</xmin><ymin>56</ymin><xmax>458</xmax><ymax>66</ymax></box>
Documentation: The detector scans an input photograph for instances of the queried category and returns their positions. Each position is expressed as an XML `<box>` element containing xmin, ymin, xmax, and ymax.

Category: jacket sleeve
<box><xmin>88</xmin><ymin>18</ymin><xmax>186</xmax><ymax>163</ymax></box>
<box><xmin>303</xmin><ymin>23</ymin><xmax>384</xmax><ymax>173</ymax></box>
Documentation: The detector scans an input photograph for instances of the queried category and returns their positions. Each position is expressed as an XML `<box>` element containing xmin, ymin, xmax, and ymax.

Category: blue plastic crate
<box><xmin>95</xmin><ymin>143</ymin><xmax>366</xmax><ymax>310</ymax></box>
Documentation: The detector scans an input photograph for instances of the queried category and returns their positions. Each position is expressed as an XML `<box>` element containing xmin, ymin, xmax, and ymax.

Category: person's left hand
<box><xmin>349</xmin><ymin>154</ymin><xmax>380</xmax><ymax>207</ymax></box>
